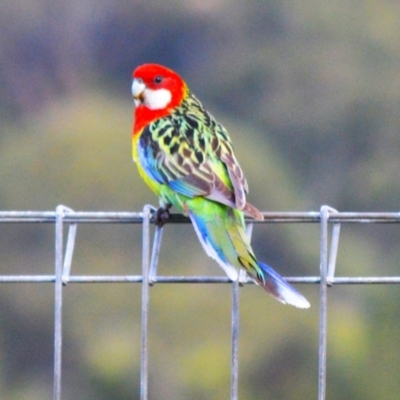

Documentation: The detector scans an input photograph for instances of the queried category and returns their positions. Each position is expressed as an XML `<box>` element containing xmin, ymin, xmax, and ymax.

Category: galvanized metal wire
<box><xmin>2</xmin><ymin>205</ymin><xmax>400</xmax><ymax>400</ymax></box>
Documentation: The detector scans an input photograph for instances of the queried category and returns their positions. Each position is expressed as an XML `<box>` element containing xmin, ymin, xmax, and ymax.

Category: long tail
<box><xmin>257</xmin><ymin>262</ymin><xmax>310</xmax><ymax>308</ymax></box>
<box><xmin>187</xmin><ymin>202</ymin><xmax>310</xmax><ymax>309</ymax></box>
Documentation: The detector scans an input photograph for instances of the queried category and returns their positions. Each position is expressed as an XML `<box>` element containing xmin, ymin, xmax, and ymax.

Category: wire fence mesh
<box><xmin>1</xmin><ymin>205</ymin><xmax>400</xmax><ymax>400</ymax></box>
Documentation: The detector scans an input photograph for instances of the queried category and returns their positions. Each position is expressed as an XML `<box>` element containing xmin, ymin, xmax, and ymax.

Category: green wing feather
<box><xmin>137</xmin><ymin>91</ymin><xmax>263</xmax><ymax>220</ymax></box>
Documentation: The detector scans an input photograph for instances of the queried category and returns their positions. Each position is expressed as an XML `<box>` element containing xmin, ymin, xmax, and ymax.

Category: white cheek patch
<box><xmin>143</xmin><ymin>88</ymin><xmax>172</xmax><ymax>110</ymax></box>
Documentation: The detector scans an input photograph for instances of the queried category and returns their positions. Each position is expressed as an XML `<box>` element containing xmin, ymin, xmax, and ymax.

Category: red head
<box><xmin>132</xmin><ymin>64</ymin><xmax>187</xmax><ymax>134</ymax></box>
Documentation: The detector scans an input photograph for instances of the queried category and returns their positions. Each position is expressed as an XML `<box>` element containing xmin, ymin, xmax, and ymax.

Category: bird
<box><xmin>131</xmin><ymin>63</ymin><xmax>310</xmax><ymax>308</ymax></box>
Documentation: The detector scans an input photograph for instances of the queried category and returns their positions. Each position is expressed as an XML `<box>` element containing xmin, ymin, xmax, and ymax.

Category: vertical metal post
<box><xmin>54</xmin><ymin>206</ymin><xmax>64</xmax><ymax>400</ymax></box>
<box><xmin>62</xmin><ymin>222</ymin><xmax>77</xmax><ymax>285</ymax></box>
<box><xmin>231</xmin><ymin>278</ymin><xmax>240</xmax><ymax>400</ymax></box>
<box><xmin>327</xmin><ymin>223</ymin><xmax>341</xmax><ymax>285</ymax></box>
<box><xmin>140</xmin><ymin>205</ymin><xmax>152</xmax><ymax>400</ymax></box>
<box><xmin>149</xmin><ymin>226</ymin><xmax>163</xmax><ymax>285</ymax></box>
<box><xmin>318</xmin><ymin>206</ymin><xmax>329</xmax><ymax>400</ymax></box>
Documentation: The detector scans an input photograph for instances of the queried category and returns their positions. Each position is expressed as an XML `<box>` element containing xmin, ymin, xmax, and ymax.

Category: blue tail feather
<box><xmin>258</xmin><ymin>262</ymin><xmax>310</xmax><ymax>308</ymax></box>
<box><xmin>188</xmin><ymin>207</ymin><xmax>310</xmax><ymax>308</ymax></box>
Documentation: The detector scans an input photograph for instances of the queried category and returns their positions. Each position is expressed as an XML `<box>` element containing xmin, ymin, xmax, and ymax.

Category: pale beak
<box><xmin>132</xmin><ymin>78</ymin><xmax>146</xmax><ymax>106</ymax></box>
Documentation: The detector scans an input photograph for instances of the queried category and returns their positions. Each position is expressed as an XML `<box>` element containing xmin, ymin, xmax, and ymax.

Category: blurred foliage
<box><xmin>1</xmin><ymin>0</ymin><xmax>400</xmax><ymax>399</ymax></box>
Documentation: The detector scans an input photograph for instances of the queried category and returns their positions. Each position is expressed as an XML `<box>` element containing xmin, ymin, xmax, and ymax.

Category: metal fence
<box><xmin>1</xmin><ymin>205</ymin><xmax>400</xmax><ymax>400</ymax></box>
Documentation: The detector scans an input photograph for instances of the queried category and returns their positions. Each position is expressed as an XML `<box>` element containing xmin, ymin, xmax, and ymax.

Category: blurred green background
<box><xmin>1</xmin><ymin>0</ymin><xmax>400</xmax><ymax>399</ymax></box>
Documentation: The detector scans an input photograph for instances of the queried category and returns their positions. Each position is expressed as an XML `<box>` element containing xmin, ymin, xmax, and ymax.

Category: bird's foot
<box><xmin>154</xmin><ymin>206</ymin><xmax>171</xmax><ymax>227</ymax></box>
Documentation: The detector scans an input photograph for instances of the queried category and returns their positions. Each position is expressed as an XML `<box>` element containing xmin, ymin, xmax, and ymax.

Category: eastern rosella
<box><xmin>131</xmin><ymin>63</ymin><xmax>309</xmax><ymax>308</ymax></box>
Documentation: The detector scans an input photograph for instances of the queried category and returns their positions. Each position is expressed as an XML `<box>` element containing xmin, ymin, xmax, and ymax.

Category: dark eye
<box><xmin>154</xmin><ymin>75</ymin><xmax>163</xmax><ymax>84</ymax></box>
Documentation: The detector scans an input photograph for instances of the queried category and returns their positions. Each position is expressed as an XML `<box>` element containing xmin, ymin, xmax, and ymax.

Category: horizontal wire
<box><xmin>0</xmin><ymin>211</ymin><xmax>145</xmax><ymax>224</ymax></box>
<box><xmin>1</xmin><ymin>210</ymin><xmax>400</xmax><ymax>223</ymax></box>
<box><xmin>0</xmin><ymin>275</ymin><xmax>400</xmax><ymax>284</ymax></box>
<box><xmin>2</xmin><ymin>210</ymin><xmax>400</xmax><ymax>285</ymax></box>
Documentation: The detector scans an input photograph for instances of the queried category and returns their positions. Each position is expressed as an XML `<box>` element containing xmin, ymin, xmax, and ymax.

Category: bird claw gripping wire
<box><xmin>153</xmin><ymin>205</ymin><xmax>171</xmax><ymax>227</ymax></box>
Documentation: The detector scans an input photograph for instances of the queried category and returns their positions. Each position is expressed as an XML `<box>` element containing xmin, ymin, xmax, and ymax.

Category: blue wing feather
<box><xmin>138</xmin><ymin>141</ymin><xmax>166</xmax><ymax>184</ymax></box>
